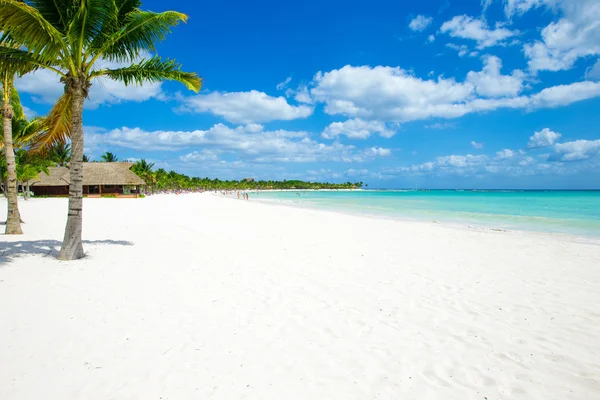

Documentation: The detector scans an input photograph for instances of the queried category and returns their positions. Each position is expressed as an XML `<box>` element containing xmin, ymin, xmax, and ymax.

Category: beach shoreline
<box><xmin>220</xmin><ymin>191</ymin><xmax>600</xmax><ymax>245</ymax></box>
<box><xmin>1</xmin><ymin>193</ymin><xmax>599</xmax><ymax>399</ymax></box>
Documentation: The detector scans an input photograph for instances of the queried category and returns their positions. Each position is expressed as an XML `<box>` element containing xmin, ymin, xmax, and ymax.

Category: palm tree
<box><xmin>82</xmin><ymin>154</ymin><xmax>91</xmax><ymax>162</ymax></box>
<box><xmin>100</xmin><ymin>152</ymin><xmax>119</xmax><ymax>163</ymax></box>
<box><xmin>0</xmin><ymin>0</ymin><xmax>201</xmax><ymax>259</ymax></box>
<box><xmin>15</xmin><ymin>148</ymin><xmax>50</xmax><ymax>199</ymax></box>
<box><xmin>132</xmin><ymin>158</ymin><xmax>155</xmax><ymax>193</ymax></box>
<box><xmin>0</xmin><ymin>32</ymin><xmax>33</xmax><ymax>234</ymax></box>
<box><xmin>49</xmin><ymin>142</ymin><xmax>71</xmax><ymax>166</ymax></box>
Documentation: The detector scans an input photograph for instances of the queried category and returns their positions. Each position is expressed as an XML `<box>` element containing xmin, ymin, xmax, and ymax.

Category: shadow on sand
<box><xmin>0</xmin><ymin>239</ymin><xmax>133</xmax><ymax>265</ymax></box>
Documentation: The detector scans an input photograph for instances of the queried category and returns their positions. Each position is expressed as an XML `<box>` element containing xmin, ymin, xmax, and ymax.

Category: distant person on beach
<box><xmin>237</xmin><ymin>192</ymin><xmax>240</xmax><ymax>199</ymax></box>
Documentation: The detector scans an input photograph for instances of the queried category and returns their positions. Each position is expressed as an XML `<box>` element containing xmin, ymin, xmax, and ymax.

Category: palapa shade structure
<box><xmin>31</xmin><ymin>162</ymin><xmax>145</xmax><ymax>198</ymax></box>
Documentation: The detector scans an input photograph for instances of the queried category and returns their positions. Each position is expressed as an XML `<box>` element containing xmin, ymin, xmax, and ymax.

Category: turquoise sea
<box><xmin>252</xmin><ymin>190</ymin><xmax>600</xmax><ymax>237</ymax></box>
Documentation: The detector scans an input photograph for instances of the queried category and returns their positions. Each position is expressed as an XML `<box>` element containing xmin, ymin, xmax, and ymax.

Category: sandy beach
<box><xmin>1</xmin><ymin>194</ymin><xmax>599</xmax><ymax>399</ymax></box>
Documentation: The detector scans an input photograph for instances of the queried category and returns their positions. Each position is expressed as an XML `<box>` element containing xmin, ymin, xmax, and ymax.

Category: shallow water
<box><xmin>251</xmin><ymin>190</ymin><xmax>600</xmax><ymax>237</ymax></box>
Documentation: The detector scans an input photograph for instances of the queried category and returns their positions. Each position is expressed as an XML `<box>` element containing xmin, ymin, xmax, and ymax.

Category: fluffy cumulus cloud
<box><xmin>85</xmin><ymin>123</ymin><xmax>391</xmax><ymax>164</ymax></box>
<box><xmin>471</xmin><ymin>140</ymin><xmax>485</xmax><ymax>149</ymax></box>
<box><xmin>310</xmin><ymin>65</ymin><xmax>473</xmax><ymax>121</ymax></box>
<box><xmin>527</xmin><ymin>81</ymin><xmax>600</xmax><ymax>108</ymax></box>
<box><xmin>321</xmin><ymin>119</ymin><xmax>396</xmax><ymax>139</ymax></box>
<box><xmin>308</xmin><ymin>64</ymin><xmax>598</xmax><ymax>123</ymax></box>
<box><xmin>495</xmin><ymin>149</ymin><xmax>515</xmax><ymax>160</ymax></box>
<box><xmin>551</xmin><ymin>139</ymin><xmax>600</xmax><ymax>161</ymax></box>
<box><xmin>528</xmin><ymin>128</ymin><xmax>562</xmax><ymax>148</ymax></box>
<box><xmin>466</xmin><ymin>55</ymin><xmax>525</xmax><ymax>97</ymax></box>
<box><xmin>14</xmin><ymin>54</ymin><xmax>163</xmax><ymax>109</ymax></box>
<box><xmin>178</xmin><ymin>90</ymin><xmax>314</xmax><ymax>124</ymax></box>
<box><xmin>440</xmin><ymin>15</ymin><xmax>519</xmax><ymax>48</ymax></box>
<box><xmin>507</xmin><ymin>0</ymin><xmax>600</xmax><ymax>72</ymax></box>
<box><xmin>409</xmin><ymin>15</ymin><xmax>433</xmax><ymax>32</ymax></box>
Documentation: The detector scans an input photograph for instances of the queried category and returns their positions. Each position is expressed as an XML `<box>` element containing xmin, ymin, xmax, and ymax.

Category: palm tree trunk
<box><xmin>58</xmin><ymin>87</ymin><xmax>85</xmax><ymax>260</ymax></box>
<box><xmin>2</xmin><ymin>77</ymin><xmax>22</xmax><ymax>235</ymax></box>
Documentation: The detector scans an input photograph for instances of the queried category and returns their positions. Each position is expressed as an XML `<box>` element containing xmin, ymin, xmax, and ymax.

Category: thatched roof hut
<box><xmin>32</xmin><ymin>162</ymin><xmax>145</xmax><ymax>197</ymax></box>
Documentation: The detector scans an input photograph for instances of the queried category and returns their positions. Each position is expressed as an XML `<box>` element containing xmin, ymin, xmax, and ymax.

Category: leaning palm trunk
<box><xmin>58</xmin><ymin>83</ymin><xmax>85</xmax><ymax>260</ymax></box>
<box><xmin>2</xmin><ymin>81</ymin><xmax>22</xmax><ymax>234</ymax></box>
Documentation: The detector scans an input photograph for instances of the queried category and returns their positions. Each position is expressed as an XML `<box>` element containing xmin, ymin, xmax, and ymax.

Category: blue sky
<box><xmin>15</xmin><ymin>0</ymin><xmax>600</xmax><ymax>189</ymax></box>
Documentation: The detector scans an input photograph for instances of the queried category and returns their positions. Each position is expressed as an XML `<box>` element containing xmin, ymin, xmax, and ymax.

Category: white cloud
<box><xmin>309</xmin><ymin>65</ymin><xmax>600</xmax><ymax>123</ymax></box>
<box><xmin>85</xmin><ymin>123</ymin><xmax>390</xmax><ymax>164</ymax></box>
<box><xmin>179</xmin><ymin>149</ymin><xmax>220</xmax><ymax>163</ymax></box>
<box><xmin>382</xmin><ymin>128</ymin><xmax>600</xmax><ymax>179</ymax></box>
<box><xmin>276</xmin><ymin>77</ymin><xmax>292</xmax><ymax>90</ymax></box>
<box><xmin>528</xmin><ymin>81</ymin><xmax>600</xmax><ymax>108</ymax></box>
<box><xmin>14</xmin><ymin>53</ymin><xmax>163</xmax><ymax>109</ymax></box>
<box><xmin>446</xmin><ymin>43</ymin><xmax>471</xmax><ymax>57</ymax></box>
<box><xmin>503</xmin><ymin>0</ymin><xmax>553</xmax><ymax>17</ymax></box>
<box><xmin>364</xmin><ymin>147</ymin><xmax>392</xmax><ymax>157</ymax></box>
<box><xmin>528</xmin><ymin>128</ymin><xmax>562</xmax><ymax>148</ymax></box>
<box><xmin>440</xmin><ymin>15</ymin><xmax>519</xmax><ymax>48</ymax></box>
<box><xmin>515</xmin><ymin>0</ymin><xmax>600</xmax><ymax>72</ymax></box>
<box><xmin>345</xmin><ymin>168</ymin><xmax>370</xmax><ymax>177</ymax></box>
<box><xmin>409</xmin><ymin>15</ymin><xmax>433</xmax><ymax>32</ymax></box>
<box><xmin>437</xmin><ymin>154</ymin><xmax>488</xmax><ymax>167</ymax></box>
<box><xmin>321</xmin><ymin>119</ymin><xmax>396</xmax><ymax>139</ymax></box>
<box><xmin>425</xmin><ymin>122</ymin><xmax>456</xmax><ymax>129</ymax></box>
<box><xmin>428</xmin><ymin>34</ymin><xmax>436</xmax><ymax>43</ymax></box>
<box><xmin>310</xmin><ymin>65</ymin><xmax>474</xmax><ymax>122</ymax></box>
<box><xmin>585</xmin><ymin>59</ymin><xmax>600</xmax><ymax>81</ymax></box>
<box><xmin>177</xmin><ymin>90</ymin><xmax>314</xmax><ymax>124</ymax></box>
<box><xmin>495</xmin><ymin>149</ymin><xmax>515</xmax><ymax>159</ymax></box>
<box><xmin>466</xmin><ymin>55</ymin><xmax>525</xmax><ymax>97</ymax></box>
<box><xmin>552</xmin><ymin>139</ymin><xmax>600</xmax><ymax>161</ymax></box>
<box><xmin>385</xmin><ymin>148</ymin><xmax>548</xmax><ymax>177</ymax></box>
<box><xmin>482</xmin><ymin>0</ymin><xmax>494</xmax><ymax>11</ymax></box>
<box><xmin>471</xmin><ymin>140</ymin><xmax>485</xmax><ymax>149</ymax></box>
<box><xmin>293</xmin><ymin>85</ymin><xmax>313</xmax><ymax>104</ymax></box>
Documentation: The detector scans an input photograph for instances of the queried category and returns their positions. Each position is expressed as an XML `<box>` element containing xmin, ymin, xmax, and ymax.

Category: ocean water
<box><xmin>251</xmin><ymin>190</ymin><xmax>600</xmax><ymax>237</ymax></box>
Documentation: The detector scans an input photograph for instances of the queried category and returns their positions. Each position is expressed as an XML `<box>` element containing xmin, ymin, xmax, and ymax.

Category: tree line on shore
<box><xmin>1</xmin><ymin>143</ymin><xmax>363</xmax><ymax>196</ymax></box>
<box><xmin>129</xmin><ymin>158</ymin><xmax>363</xmax><ymax>192</ymax></box>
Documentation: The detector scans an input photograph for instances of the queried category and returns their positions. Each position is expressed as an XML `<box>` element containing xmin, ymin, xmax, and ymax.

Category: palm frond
<box><xmin>0</xmin><ymin>0</ymin><xmax>68</xmax><ymax>64</ymax></box>
<box><xmin>10</xmin><ymin>86</ymin><xmax>24</xmax><ymax>121</ymax></box>
<box><xmin>29</xmin><ymin>0</ymin><xmax>75</xmax><ymax>34</ymax></box>
<box><xmin>29</xmin><ymin>91</ymin><xmax>72</xmax><ymax>152</ymax></box>
<box><xmin>66</xmin><ymin>0</ymin><xmax>114</xmax><ymax>62</ymax></box>
<box><xmin>13</xmin><ymin>117</ymin><xmax>44</xmax><ymax>147</ymax></box>
<box><xmin>0</xmin><ymin>44</ymin><xmax>49</xmax><ymax>76</ymax></box>
<box><xmin>88</xmin><ymin>10</ymin><xmax>188</xmax><ymax>65</ymax></box>
<box><xmin>92</xmin><ymin>56</ymin><xmax>201</xmax><ymax>92</ymax></box>
<box><xmin>91</xmin><ymin>0</ymin><xmax>140</xmax><ymax>43</ymax></box>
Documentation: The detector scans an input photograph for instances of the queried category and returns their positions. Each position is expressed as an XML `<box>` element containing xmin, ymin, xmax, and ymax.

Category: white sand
<box><xmin>1</xmin><ymin>194</ymin><xmax>599</xmax><ymax>399</ymax></box>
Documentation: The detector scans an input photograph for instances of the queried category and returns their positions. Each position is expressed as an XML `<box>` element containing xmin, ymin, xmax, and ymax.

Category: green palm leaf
<box><xmin>93</xmin><ymin>56</ymin><xmax>201</xmax><ymax>92</ymax></box>
<box><xmin>0</xmin><ymin>0</ymin><xmax>68</xmax><ymax>64</ymax></box>
<box><xmin>89</xmin><ymin>10</ymin><xmax>189</xmax><ymax>64</ymax></box>
<box><xmin>29</xmin><ymin>91</ymin><xmax>72</xmax><ymax>152</ymax></box>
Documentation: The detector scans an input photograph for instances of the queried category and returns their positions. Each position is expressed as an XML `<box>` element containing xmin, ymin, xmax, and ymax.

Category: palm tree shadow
<box><xmin>0</xmin><ymin>239</ymin><xmax>133</xmax><ymax>265</ymax></box>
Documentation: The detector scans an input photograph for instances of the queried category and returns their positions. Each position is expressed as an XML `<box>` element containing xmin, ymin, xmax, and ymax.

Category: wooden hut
<box><xmin>31</xmin><ymin>162</ymin><xmax>145</xmax><ymax>198</ymax></box>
